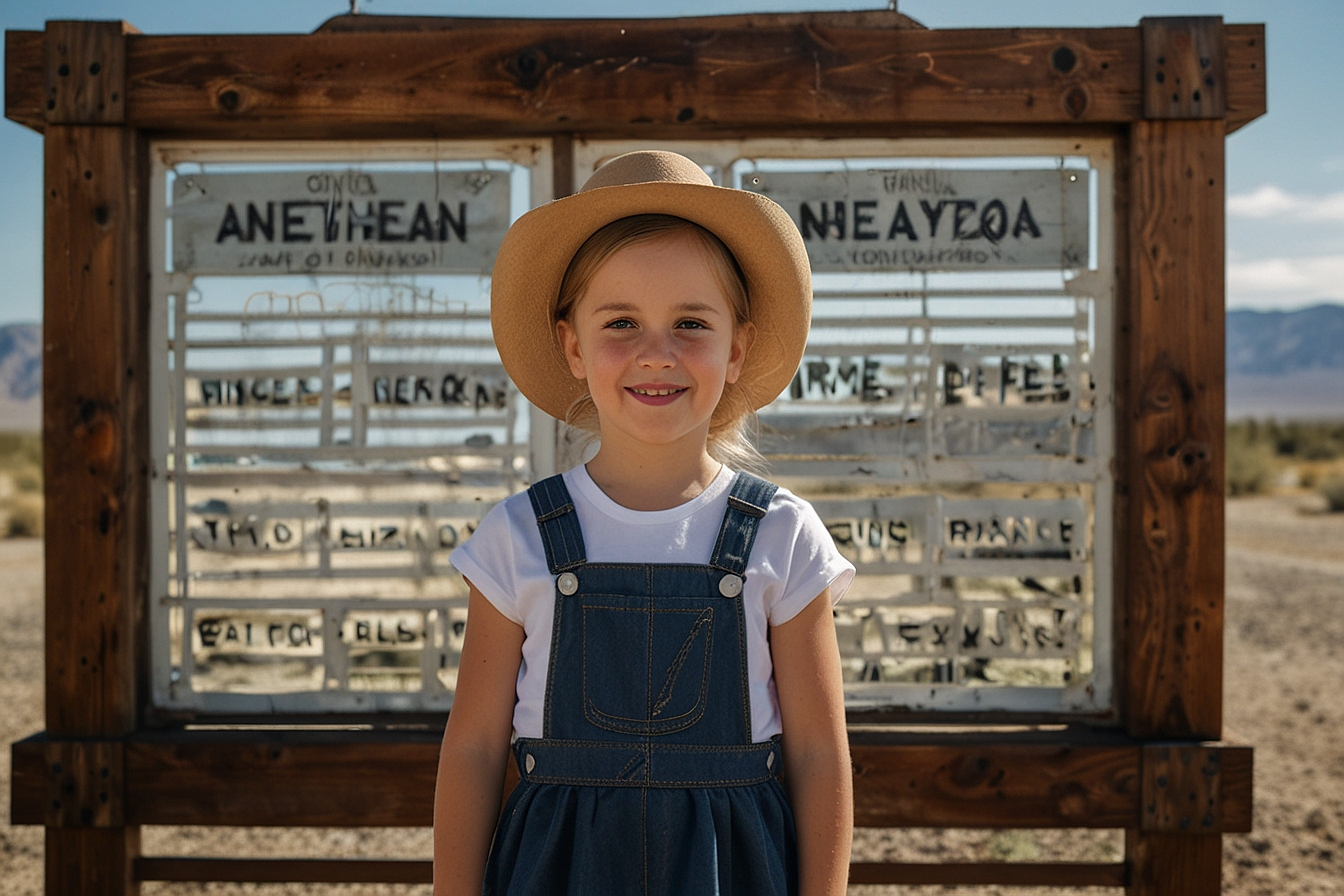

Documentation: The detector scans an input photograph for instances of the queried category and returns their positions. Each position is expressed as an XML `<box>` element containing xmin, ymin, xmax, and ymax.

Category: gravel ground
<box><xmin>0</xmin><ymin>492</ymin><xmax>1339</xmax><ymax>894</ymax></box>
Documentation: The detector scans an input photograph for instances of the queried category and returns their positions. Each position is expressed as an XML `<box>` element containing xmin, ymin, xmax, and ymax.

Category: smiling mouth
<box><xmin>628</xmin><ymin>387</ymin><xmax>687</xmax><ymax>396</ymax></box>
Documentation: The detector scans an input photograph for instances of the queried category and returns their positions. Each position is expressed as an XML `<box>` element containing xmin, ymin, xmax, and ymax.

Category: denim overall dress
<box><xmin>482</xmin><ymin>471</ymin><xmax>797</xmax><ymax>896</ymax></box>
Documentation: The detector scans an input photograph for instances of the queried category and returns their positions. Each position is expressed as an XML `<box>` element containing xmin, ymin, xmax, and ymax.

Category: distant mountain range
<box><xmin>1227</xmin><ymin>304</ymin><xmax>1344</xmax><ymax>377</ymax></box>
<box><xmin>1227</xmin><ymin>304</ymin><xmax>1344</xmax><ymax>420</ymax></box>
<box><xmin>0</xmin><ymin>307</ymin><xmax>1338</xmax><ymax>431</ymax></box>
<box><xmin>0</xmin><ymin>323</ymin><xmax>40</xmax><ymax>431</ymax></box>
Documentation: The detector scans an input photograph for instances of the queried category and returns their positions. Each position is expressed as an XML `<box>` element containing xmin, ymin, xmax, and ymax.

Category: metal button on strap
<box><xmin>718</xmin><ymin>573</ymin><xmax>743</xmax><ymax>598</ymax></box>
<box><xmin>525</xmin><ymin>753</ymin><xmax>535</xmax><ymax>774</ymax></box>
<box><xmin>557</xmin><ymin>572</ymin><xmax>578</xmax><ymax>595</ymax></box>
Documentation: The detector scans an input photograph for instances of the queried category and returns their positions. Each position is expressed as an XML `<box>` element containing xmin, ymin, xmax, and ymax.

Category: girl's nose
<box><xmin>635</xmin><ymin>332</ymin><xmax>677</xmax><ymax>368</ymax></box>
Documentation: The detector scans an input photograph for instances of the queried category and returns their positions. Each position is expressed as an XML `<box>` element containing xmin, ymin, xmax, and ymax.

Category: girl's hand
<box><xmin>771</xmin><ymin>587</ymin><xmax>852</xmax><ymax>896</ymax></box>
<box><xmin>433</xmin><ymin>581</ymin><xmax>524</xmax><ymax>896</ymax></box>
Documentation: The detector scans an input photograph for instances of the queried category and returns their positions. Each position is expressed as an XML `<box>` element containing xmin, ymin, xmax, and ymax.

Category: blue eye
<box><xmin>604</xmin><ymin>319</ymin><xmax>635</xmax><ymax>329</ymax></box>
<box><xmin>677</xmin><ymin>319</ymin><xmax>708</xmax><ymax>330</ymax></box>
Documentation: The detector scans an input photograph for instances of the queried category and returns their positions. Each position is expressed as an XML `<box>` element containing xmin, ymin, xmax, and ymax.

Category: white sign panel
<box><xmin>745</xmin><ymin>168</ymin><xmax>1089</xmax><ymax>272</ymax></box>
<box><xmin>170</xmin><ymin>169</ymin><xmax>511</xmax><ymax>275</ymax></box>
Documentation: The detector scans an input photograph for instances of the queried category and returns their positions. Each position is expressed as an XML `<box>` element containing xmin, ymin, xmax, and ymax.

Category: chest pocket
<box><xmin>581</xmin><ymin>597</ymin><xmax>715</xmax><ymax>736</ymax></box>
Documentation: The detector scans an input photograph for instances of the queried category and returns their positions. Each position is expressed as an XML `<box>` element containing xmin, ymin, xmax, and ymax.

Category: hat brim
<box><xmin>491</xmin><ymin>181</ymin><xmax>812</xmax><ymax>422</ymax></box>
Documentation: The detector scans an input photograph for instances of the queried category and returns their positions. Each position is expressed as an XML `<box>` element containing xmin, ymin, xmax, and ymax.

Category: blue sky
<box><xmin>1</xmin><ymin>0</ymin><xmax>1340</xmax><ymax>321</ymax></box>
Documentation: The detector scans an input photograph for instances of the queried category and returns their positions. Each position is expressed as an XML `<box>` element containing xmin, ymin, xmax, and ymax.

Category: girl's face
<box><xmin>556</xmin><ymin>232</ymin><xmax>754</xmax><ymax>456</ymax></box>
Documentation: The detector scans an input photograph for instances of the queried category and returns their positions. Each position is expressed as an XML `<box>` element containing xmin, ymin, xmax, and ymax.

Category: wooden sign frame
<box><xmin>5</xmin><ymin>11</ymin><xmax>1263</xmax><ymax>893</ymax></box>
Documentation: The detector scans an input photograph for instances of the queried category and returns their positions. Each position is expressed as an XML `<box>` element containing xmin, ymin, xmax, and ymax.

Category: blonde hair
<box><xmin>554</xmin><ymin>214</ymin><xmax>767</xmax><ymax>474</ymax></box>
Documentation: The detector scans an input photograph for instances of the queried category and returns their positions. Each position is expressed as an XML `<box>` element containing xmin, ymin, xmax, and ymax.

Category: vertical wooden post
<box><xmin>42</xmin><ymin>19</ymin><xmax>146</xmax><ymax>896</ymax></box>
<box><xmin>1122</xmin><ymin>16</ymin><xmax>1228</xmax><ymax>895</ymax></box>
<box><xmin>1123</xmin><ymin>116</ymin><xmax>1225</xmax><ymax>744</ymax></box>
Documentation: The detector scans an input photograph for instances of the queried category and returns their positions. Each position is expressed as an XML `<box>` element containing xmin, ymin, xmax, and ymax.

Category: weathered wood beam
<box><xmin>47</xmin><ymin>828</ymin><xmax>140</xmax><ymax>896</ymax></box>
<box><xmin>1120</xmin><ymin>107</ymin><xmax>1229</xmax><ymax>895</ymax></box>
<box><xmin>848</xmin><ymin>862</ymin><xmax>1127</xmax><ymax>886</ymax></box>
<box><xmin>41</xmin><ymin>21</ymin><xmax>149</xmax><ymax>891</ymax></box>
<box><xmin>850</xmin><ymin>741</ymin><xmax>1138</xmax><ymax>828</ymax></box>
<box><xmin>131</xmin><ymin>858</ymin><xmax>1128</xmax><ymax>887</ymax></box>
<box><xmin>124</xmin><ymin>26</ymin><xmax>1143</xmax><ymax>135</ymax></box>
<box><xmin>6</xmin><ymin>19</ymin><xmax>1266</xmax><ymax>138</ymax></box>
<box><xmin>12</xmin><ymin>732</ymin><xmax>1251</xmax><ymax>831</ymax></box>
<box><xmin>1121</xmin><ymin>118</ymin><xmax>1225</xmax><ymax>743</ymax></box>
<box><xmin>44</xmin><ymin>20</ymin><xmax>138</xmax><ymax>124</ymax></box>
<box><xmin>43</xmin><ymin>122</ymin><xmax>148</xmax><ymax>740</ymax></box>
<box><xmin>1125</xmin><ymin>830</ymin><xmax>1220</xmax><ymax>896</ymax></box>
<box><xmin>1141</xmin><ymin>17</ymin><xmax>1225</xmax><ymax>120</ymax></box>
<box><xmin>311</xmin><ymin>11</ymin><xmax>928</xmax><ymax>33</ymax></box>
<box><xmin>4</xmin><ymin>30</ymin><xmax>44</xmax><ymax>130</ymax></box>
<box><xmin>134</xmin><ymin>857</ymin><xmax>432</xmax><ymax>884</ymax></box>
<box><xmin>1223</xmin><ymin>24</ymin><xmax>1265</xmax><ymax>134</ymax></box>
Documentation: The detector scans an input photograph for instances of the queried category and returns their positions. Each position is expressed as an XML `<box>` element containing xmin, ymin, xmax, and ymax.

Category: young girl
<box><xmin>434</xmin><ymin>151</ymin><xmax>855</xmax><ymax>896</ymax></box>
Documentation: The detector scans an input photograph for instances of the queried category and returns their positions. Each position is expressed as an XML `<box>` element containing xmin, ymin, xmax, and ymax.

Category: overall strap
<box><xmin>709</xmin><ymin>472</ymin><xmax>779</xmax><ymax>575</ymax></box>
<box><xmin>527</xmin><ymin>474</ymin><xmax>587</xmax><ymax>573</ymax></box>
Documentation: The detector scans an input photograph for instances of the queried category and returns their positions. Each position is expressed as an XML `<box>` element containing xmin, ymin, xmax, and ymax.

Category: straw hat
<box><xmin>490</xmin><ymin>150</ymin><xmax>812</xmax><ymax>421</ymax></box>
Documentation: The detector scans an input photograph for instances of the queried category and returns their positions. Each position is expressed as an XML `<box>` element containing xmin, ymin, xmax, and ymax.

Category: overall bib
<box><xmin>483</xmin><ymin>471</ymin><xmax>798</xmax><ymax>896</ymax></box>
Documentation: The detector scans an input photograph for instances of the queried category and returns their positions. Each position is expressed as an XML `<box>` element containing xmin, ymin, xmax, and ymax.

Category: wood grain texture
<box><xmin>1141</xmin><ymin>17</ymin><xmax>1225</xmax><ymax>120</ymax></box>
<box><xmin>848</xmin><ymin>862</ymin><xmax>1127</xmax><ymax>886</ymax></box>
<box><xmin>1125</xmin><ymin>830</ymin><xmax>1220</xmax><ymax>896</ymax></box>
<box><xmin>552</xmin><ymin>133</ymin><xmax>574</xmax><ymax>199</ymax></box>
<box><xmin>1140</xmin><ymin>744</ymin><xmax>1220</xmax><ymax>833</ymax></box>
<box><xmin>1218</xmin><ymin>744</ymin><xmax>1253</xmax><ymax>833</ymax></box>
<box><xmin>131</xmin><ymin>857</ymin><xmax>1117</xmax><ymax>886</ymax></box>
<box><xmin>6</xmin><ymin>19</ymin><xmax>1270</xmax><ymax>138</ymax></box>
<box><xmin>43</xmin><ymin>123</ymin><xmax>149</xmax><ymax>740</ymax></box>
<box><xmin>1122</xmin><ymin>119</ymin><xmax>1225</xmax><ymax>741</ymax></box>
<box><xmin>1223</xmin><ymin>24</ymin><xmax>1266</xmax><ymax>134</ymax></box>
<box><xmin>13</xmin><ymin>733</ymin><xmax>1252</xmax><ymax>834</ymax></box>
<box><xmin>115</xmin><ymin>25</ymin><xmax>1141</xmax><ymax>138</ymax></box>
<box><xmin>851</xmin><ymin>742</ymin><xmax>1138</xmax><ymax>828</ymax></box>
<box><xmin>44</xmin><ymin>20</ymin><xmax>134</xmax><ymax>125</ymax></box>
<box><xmin>46</xmin><ymin>827</ymin><xmax>141</xmax><ymax>896</ymax></box>
<box><xmin>43</xmin><ymin>740</ymin><xmax>124</xmax><ymax>828</ymax></box>
<box><xmin>121</xmin><ymin>732</ymin><xmax>441</xmax><ymax>826</ymax></box>
<box><xmin>135</xmin><ymin>858</ymin><xmax>432</xmax><ymax>884</ymax></box>
<box><xmin>313</xmin><ymin>11</ymin><xmax>929</xmax><ymax>33</ymax></box>
<box><xmin>4</xmin><ymin>31</ymin><xmax>44</xmax><ymax>130</ymax></box>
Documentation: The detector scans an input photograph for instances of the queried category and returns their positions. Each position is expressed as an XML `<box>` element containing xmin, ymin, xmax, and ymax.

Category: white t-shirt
<box><xmin>449</xmin><ymin>464</ymin><xmax>854</xmax><ymax>742</ymax></box>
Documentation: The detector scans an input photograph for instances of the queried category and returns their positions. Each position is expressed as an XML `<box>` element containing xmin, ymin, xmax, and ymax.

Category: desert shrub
<box><xmin>0</xmin><ymin>431</ymin><xmax>41</xmax><ymax>470</ymax></box>
<box><xmin>5</xmin><ymin>494</ymin><xmax>43</xmax><ymax>537</ymax></box>
<box><xmin>12</xmin><ymin>464</ymin><xmax>41</xmax><ymax>493</ymax></box>
<box><xmin>1259</xmin><ymin>420</ymin><xmax>1344</xmax><ymax>460</ymax></box>
<box><xmin>1320</xmin><ymin>477</ymin><xmax>1344</xmax><ymax>513</ymax></box>
<box><xmin>1226</xmin><ymin>433</ymin><xmax>1276</xmax><ymax>496</ymax></box>
<box><xmin>986</xmin><ymin>830</ymin><xmax>1040</xmax><ymax>861</ymax></box>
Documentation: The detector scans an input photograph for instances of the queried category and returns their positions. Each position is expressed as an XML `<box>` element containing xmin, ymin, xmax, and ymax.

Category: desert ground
<box><xmin>0</xmin><ymin>491</ymin><xmax>1340</xmax><ymax>895</ymax></box>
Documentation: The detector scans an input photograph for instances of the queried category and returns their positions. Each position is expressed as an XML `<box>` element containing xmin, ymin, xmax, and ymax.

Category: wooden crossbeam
<box><xmin>11</xmin><ymin>730</ymin><xmax>1251</xmax><ymax>832</ymax></box>
<box><xmin>848</xmin><ymin>861</ymin><xmax>1127</xmax><ymax>886</ymax></box>
<box><xmin>135</xmin><ymin>857</ymin><xmax>432</xmax><ymax>884</ymax></box>
<box><xmin>132</xmin><ymin>857</ymin><xmax>1128</xmax><ymax>886</ymax></box>
<box><xmin>5</xmin><ymin>20</ymin><xmax>1265</xmax><ymax>136</ymax></box>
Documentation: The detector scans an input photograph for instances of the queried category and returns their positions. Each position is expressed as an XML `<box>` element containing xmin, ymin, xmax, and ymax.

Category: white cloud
<box><xmin>1228</xmin><ymin>254</ymin><xmax>1344</xmax><ymax>310</ymax></box>
<box><xmin>1228</xmin><ymin>185</ymin><xmax>1344</xmax><ymax>221</ymax></box>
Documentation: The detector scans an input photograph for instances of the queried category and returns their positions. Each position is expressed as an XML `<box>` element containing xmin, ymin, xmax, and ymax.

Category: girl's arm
<box><xmin>771</xmin><ymin>587</ymin><xmax>852</xmax><ymax>896</ymax></box>
<box><xmin>433</xmin><ymin>581</ymin><xmax>525</xmax><ymax>896</ymax></box>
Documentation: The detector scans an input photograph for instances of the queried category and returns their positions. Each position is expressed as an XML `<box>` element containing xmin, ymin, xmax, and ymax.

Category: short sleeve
<box><xmin>448</xmin><ymin>499</ymin><xmax>524</xmax><ymax>625</ymax></box>
<box><xmin>764</xmin><ymin>492</ymin><xmax>855</xmax><ymax>627</ymax></box>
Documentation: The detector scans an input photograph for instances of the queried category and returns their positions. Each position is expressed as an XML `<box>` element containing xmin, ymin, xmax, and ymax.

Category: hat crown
<box><xmin>579</xmin><ymin>151</ymin><xmax>714</xmax><ymax>193</ymax></box>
